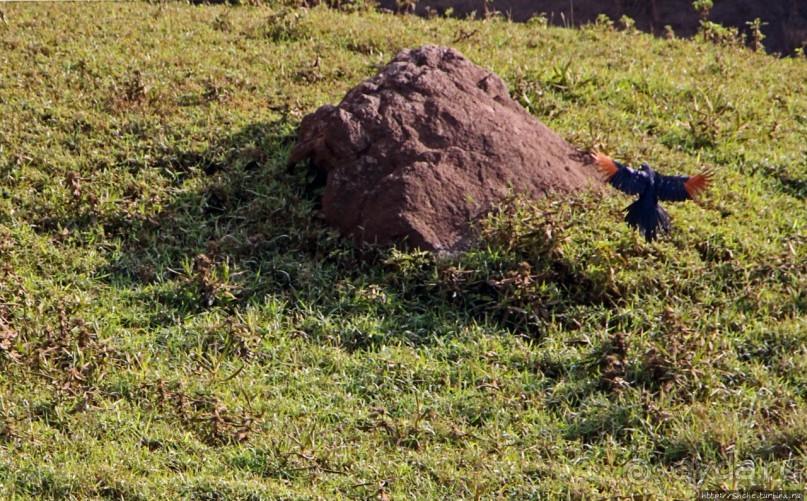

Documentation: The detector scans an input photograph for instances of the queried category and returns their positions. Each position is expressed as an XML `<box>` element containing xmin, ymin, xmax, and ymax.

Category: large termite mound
<box><xmin>289</xmin><ymin>45</ymin><xmax>600</xmax><ymax>251</ymax></box>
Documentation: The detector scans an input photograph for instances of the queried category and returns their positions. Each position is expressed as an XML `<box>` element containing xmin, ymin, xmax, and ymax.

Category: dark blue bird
<box><xmin>593</xmin><ymin>152</ymin><xmax>714</xmax><ymax>242</ymax></box>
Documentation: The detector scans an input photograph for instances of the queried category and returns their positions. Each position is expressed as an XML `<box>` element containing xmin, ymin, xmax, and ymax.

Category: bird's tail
<box><xmin>624</xmin><ymin>200</ymin><xmax>671</xmax><ymax>242</ymax></box>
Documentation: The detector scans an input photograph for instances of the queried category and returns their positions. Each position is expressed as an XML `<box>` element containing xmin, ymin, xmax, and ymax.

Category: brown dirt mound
<box><xmin>289</xmin><ymin>45</ymin><xmax>600</xmax><ymax>251</ymax></box>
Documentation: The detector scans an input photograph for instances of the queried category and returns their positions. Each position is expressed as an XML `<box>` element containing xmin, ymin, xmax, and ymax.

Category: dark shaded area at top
<box><xmin>375</xmin><ymin>0</ymin><xmax>807</xmax><ymax>56</ymax></box>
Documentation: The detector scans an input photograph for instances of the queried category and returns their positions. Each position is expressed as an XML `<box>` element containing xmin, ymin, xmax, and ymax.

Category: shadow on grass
<box><xmin>96</xmin><ymin>119</ymin><xmax>335</xmax><ymax>323</ymax></box>
<box><xmin>76</xmin><ymin>119</ymin><xmax>621</xmax><ymax>347</ymax></box>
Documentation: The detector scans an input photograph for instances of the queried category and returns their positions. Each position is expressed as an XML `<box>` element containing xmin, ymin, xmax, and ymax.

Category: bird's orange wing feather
<box><xmin>683</xmin><ymin>169</ymin><xmax>714</xmax><ymax>199</ymax></box>
<box><xmin>592</xmin><ymin>151</ymin><xmax>618</xmax><ymax>181</ymax></box>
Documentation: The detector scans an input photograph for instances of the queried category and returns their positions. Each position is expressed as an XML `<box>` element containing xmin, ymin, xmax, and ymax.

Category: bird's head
<box><xmin>640</xmin><ymin>163</ymin><xmax>651</xmax><ymax>172</ymax></box>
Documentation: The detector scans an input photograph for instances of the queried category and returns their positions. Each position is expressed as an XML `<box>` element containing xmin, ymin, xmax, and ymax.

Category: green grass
<box><xmin>0</xmin><ymin>2</ymin><xmax>805</xmax><ymax>498</ymax></box>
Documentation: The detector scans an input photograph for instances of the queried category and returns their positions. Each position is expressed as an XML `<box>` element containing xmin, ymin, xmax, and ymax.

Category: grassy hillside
<box><xmin>0</xmin><ymin>2</ymin><xmax>804</xmax><ymax>498</ymax></box>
